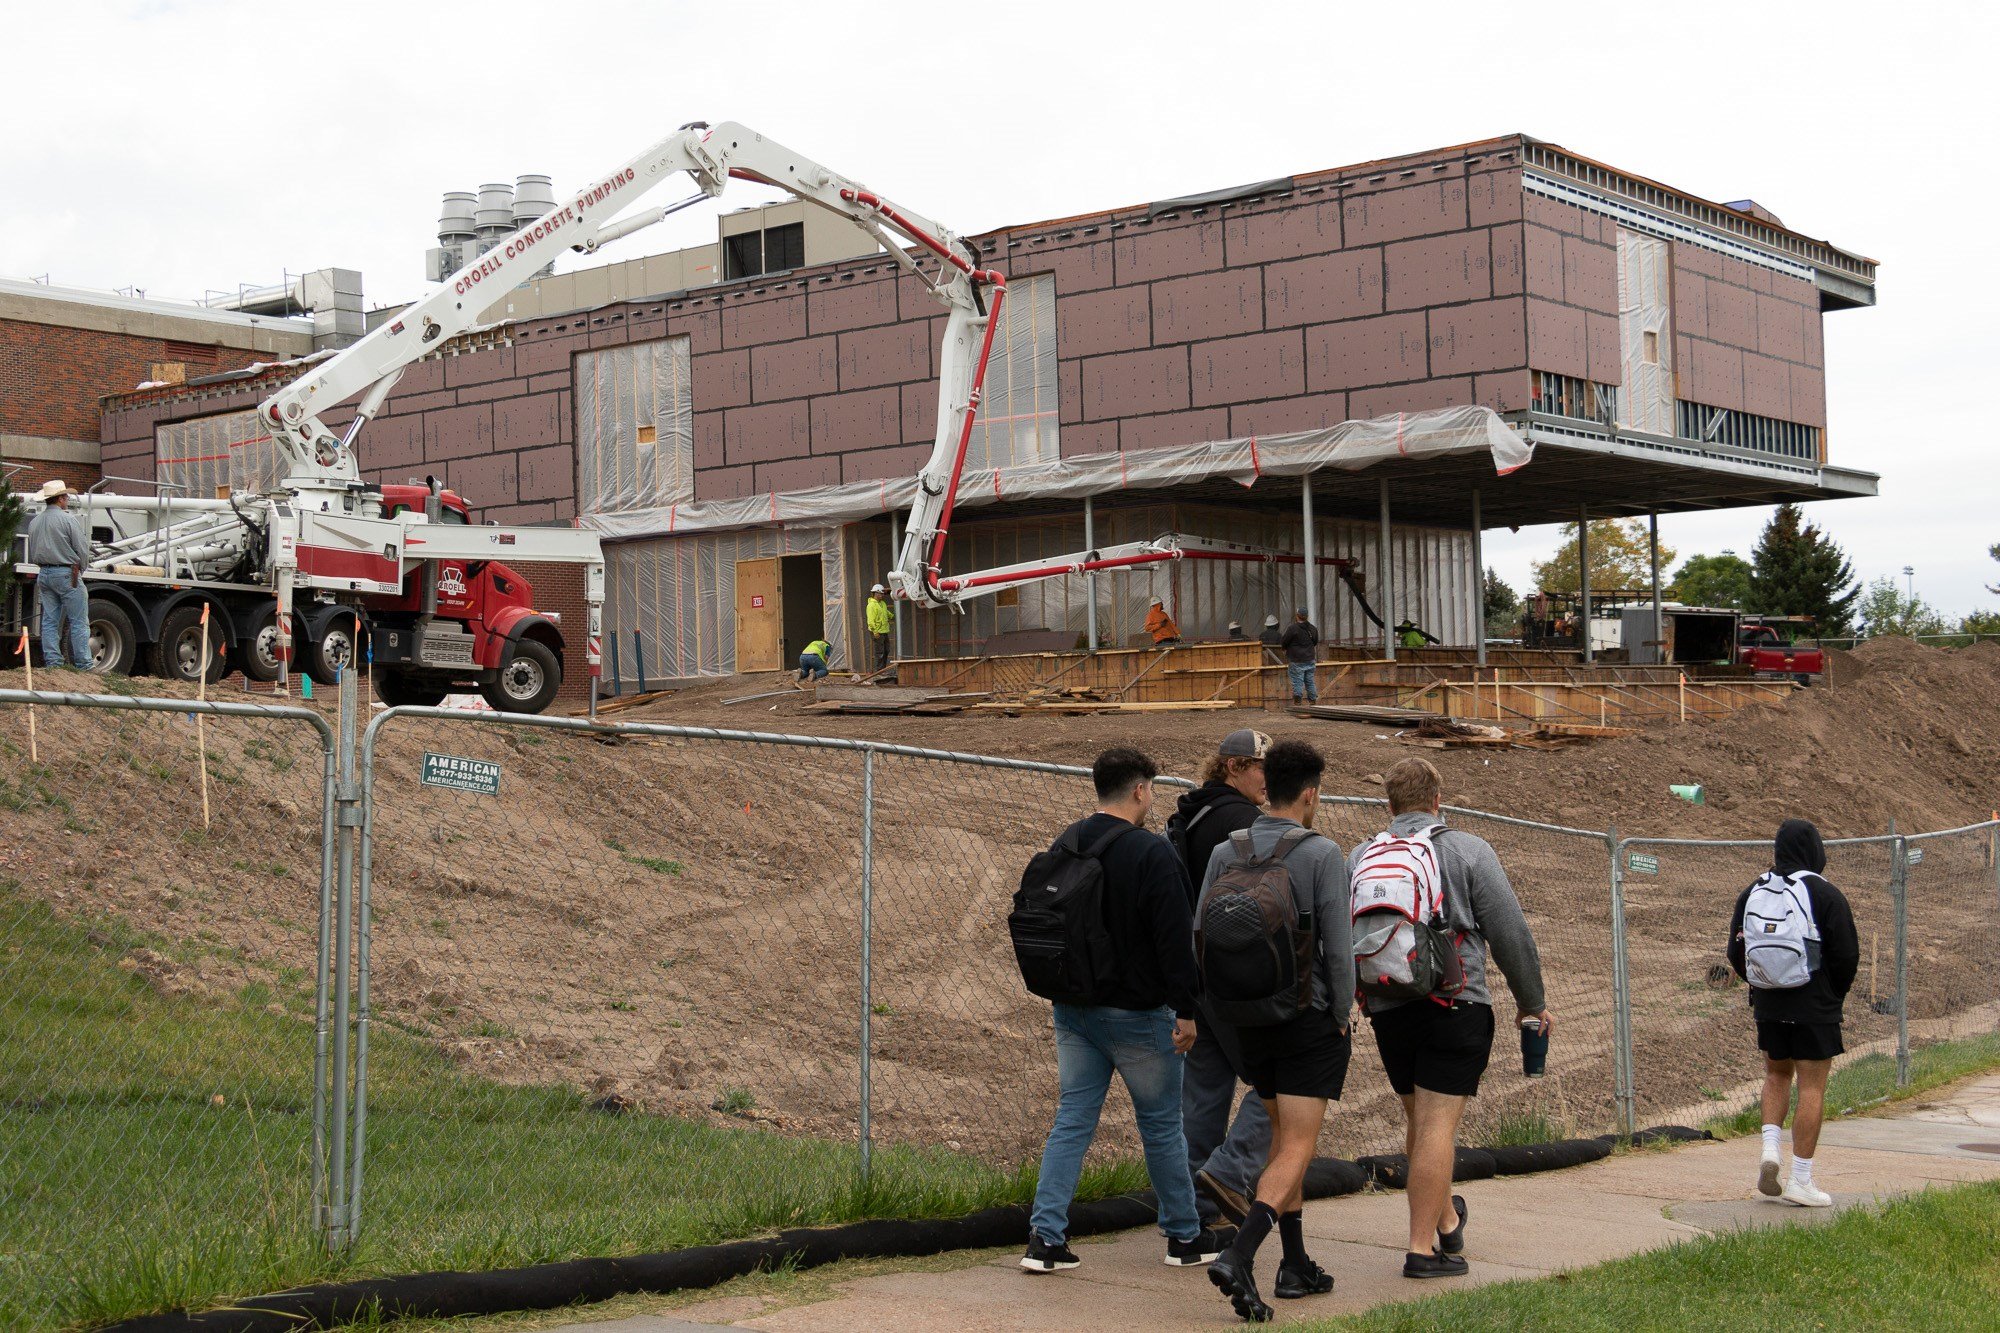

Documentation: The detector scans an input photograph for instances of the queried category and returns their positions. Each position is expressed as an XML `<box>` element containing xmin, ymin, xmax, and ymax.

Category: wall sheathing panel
<box><xmin>155</xmin><ymin>409</ymin><xmax>283</xmax><ymax>498</ymax></box>
<box><xmin>1616</xmin><ymin>231</ymin><xmax>1675</xmax><ymax>435</ymax></box>
<box><xmin>577</xmin><ymin>336</ymin><xmax>693</xmax><ymax>515</ymax></box>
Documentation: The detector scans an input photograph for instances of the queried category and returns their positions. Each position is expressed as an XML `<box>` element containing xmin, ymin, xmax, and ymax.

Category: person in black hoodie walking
<box><xmin>1727</xmin><ymin>818</ymin><xmax>1859</xmax><ymax>1208</ymax></box>
<box><xmin>1167</xmin><ymin>730</ymin><xmax>1273</xmax><ymax>1228</ymax></box>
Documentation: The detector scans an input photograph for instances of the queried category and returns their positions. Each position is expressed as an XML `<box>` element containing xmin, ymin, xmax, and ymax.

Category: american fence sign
<box><xmin>420</xmin><ymin>752</ymin><xmax>502</xmax><ymax>796</ymax></box>
<box><xmin>1627</xmin><ymin>851</ymin><xmax>1660</xmax><ymax>875</ymax></box>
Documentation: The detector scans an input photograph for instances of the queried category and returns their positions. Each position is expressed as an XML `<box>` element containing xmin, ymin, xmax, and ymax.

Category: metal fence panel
<box><xmin>1902</xmin><ymin>823</ymin><xmax>2000</xmax><ymax>1048</ymax></box>
<box><xmin>0</xmin><ymin>689</ymin><xmax>333</xmax><ymax>1331</ymax></box>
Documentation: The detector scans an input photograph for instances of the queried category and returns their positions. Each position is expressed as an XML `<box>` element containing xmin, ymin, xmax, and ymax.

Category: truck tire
<box><xmin>239</xmin><ymin>607</ymin><xmax>282</xmax><ymax>683</ymax></box>
<box><xmin>151</xmin><ymin>603</ymin><xmax>227</xmax><ymax>685</ymax></box>
<box><xmin>304</xmin><ymin>614</ymin><xmax>359</xmax><ymax>687</ymax></box>
<box><xmin>482</xmin><ymin>638</ymin><xmax>561</xmax><ymax>714</ymax></box>
<box><xmin>375</xmin><ymin>670</ymin><xmax>449</xmax><ymax>709</ymax></box>
<box><xmin>87</xmin><ymin>599</ymin><xmax>139</xmax><ymax>676</ymax></box>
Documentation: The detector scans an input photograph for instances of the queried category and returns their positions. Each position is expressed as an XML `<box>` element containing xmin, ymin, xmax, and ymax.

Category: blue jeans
<box><xmin>1287</xmin><ymin>661</ymin><xmax>1317</xmax><ymax>701</ymax></box>
<box><xmin>797</xmin><ymin>652</ymin><xmax>828</xmax><ymax>680</ymax></box>
<box><xmin>37</xmin><ymin>567</ymin><xmax>91</xmax><ymax>668</ymax></box>
<box><xmin>1030</xmin><ymin>1004</ymin><xmax>1201</xmax><ymax>1245</ymax></box>
<box><xmin>1182</xmin><ymin>1020</ymin><xmax>1269</xmax><ymax>1217</ymax></box>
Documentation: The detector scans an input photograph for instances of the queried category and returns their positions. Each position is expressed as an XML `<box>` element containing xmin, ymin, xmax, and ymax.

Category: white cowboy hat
<box><xmin>38</xmin><ymin>479</ymin><xmax>71</xmax><ymax>501</ymax></box>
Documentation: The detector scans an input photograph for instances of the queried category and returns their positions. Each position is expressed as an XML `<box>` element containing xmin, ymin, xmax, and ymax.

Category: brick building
<box><xmin>98</xmin><ymin>133</ymin><xmax>1877</xmax><ymax>685</ymax></box>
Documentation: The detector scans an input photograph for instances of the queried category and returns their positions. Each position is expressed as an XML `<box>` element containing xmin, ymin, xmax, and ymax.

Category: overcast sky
<box><xmin>7</xmin><ymin>2</ymin><xmax>1993</xmax><ymax>614</ymax></box>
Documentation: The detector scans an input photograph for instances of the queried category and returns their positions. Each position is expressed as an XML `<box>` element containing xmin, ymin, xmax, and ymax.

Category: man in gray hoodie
<box><xmin>1196</xmin><ymin>739</ymin><xmax>1352</xmax><ymax>1321</ymax></box>
<box><xmin>1355</xmin><ymin>757</ymin><xmax>1550</xmax><ymax>1280</ymax></box>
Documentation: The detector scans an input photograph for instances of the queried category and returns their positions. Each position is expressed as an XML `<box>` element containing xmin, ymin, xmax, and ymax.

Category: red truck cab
<box><xmin>1735</xmin><ymin>622</ymin><xmax>1823</xmax><ymax>684</ymax></box>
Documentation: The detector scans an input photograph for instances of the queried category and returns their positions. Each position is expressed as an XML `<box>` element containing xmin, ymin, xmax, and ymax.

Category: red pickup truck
<box><xmin>1736</xmin><ymin>623</ymin><xmax>1823</xmax><ymax>683</ymax></box>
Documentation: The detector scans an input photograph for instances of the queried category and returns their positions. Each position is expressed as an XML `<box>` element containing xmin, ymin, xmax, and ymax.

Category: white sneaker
<box><xmin>1756</xmin><ymin>1152</ymin><xmax>1782</xmax><ymax>1198</ymax></box>
<box><xmin>1779</xmin><ymin>1179</ymin><xmax>1833</xmax><ymax>1208</ymax></box>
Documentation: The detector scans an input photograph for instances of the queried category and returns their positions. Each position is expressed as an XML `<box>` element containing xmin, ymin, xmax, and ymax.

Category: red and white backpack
<box><xmin>1349</xmin><ymin>825</ymin><xmax>1466</xmax><ymax>1004</ymax></box>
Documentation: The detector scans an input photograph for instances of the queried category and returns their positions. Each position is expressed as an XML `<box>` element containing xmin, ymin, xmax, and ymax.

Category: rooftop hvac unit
<box><xmin>437</xmin><ymin>191</ymin><xmax>478</xmax><ymax>244</ymax></box>
<box><xmin>474</xmin><ymin>182</ymin><xmax>516</xmax><ymax>237</ymax></box>
<box><xmin>513</xmin><ymin>174</ymin><xmax>555</xmax><ymax>226</ymax></box>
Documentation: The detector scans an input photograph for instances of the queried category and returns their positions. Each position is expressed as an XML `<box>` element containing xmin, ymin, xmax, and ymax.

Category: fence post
<box><xmin>1892</xmin><ymin>832</ymin><xmax>1911</xmax><ymax>1088</ymax></box>
<box><xmin>310</xmin><ymin>709</ymin><xmax>340</xmax><ymax>1246</ymax></box>
<box><xmin>858</xmin><ymin>746</ymin><xmax>875</xmax><ymax>1185</ymax></box>
<box><xmin>324</xmin><ymin>674</ymin><xmax>360</xmax><ymax>1251</ymax></box>
<box><xmin>1606</xmin><ymin>826</ymin><xmax>1638</xmax><ymax>1138</ymax></box>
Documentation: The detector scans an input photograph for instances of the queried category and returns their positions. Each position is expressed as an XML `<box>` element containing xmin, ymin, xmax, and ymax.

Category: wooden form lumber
<box><xmin>814</xmin><ymin>682</ymin><xmax>948</xmax><ymax>705</ymax></box>
<box><xmin>588</xmin><ymin>689</ymin><xmax>675</xmax><ymax>716</ymax></box>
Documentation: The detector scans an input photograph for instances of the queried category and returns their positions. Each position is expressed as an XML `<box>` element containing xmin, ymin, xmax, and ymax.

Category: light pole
<box><xmin>1902</xmin><ymin>565</ymin><xmax>1915</xmax><ymax>601</ymax></box>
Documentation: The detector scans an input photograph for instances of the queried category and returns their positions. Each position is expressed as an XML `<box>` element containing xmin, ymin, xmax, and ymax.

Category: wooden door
<box><xmin>734</xmin><ymin>558</ymin><xmax>783</xmax><ymax>672</ymax></box>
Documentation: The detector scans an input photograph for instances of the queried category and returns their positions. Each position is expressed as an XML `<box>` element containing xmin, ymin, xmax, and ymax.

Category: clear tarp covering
<box><xmin>847</xmin><ymin>504</ymin><xmax>1475</xmax><ymax>657</ymax></box>
<box><xmin>155</xmin><ymin>409</ymin><xmax>284</xmax><ymax>499</ymax></box>
<box><xmin>577</xmin><ymin>336</ymin><xmax>694</xmax><ymax>515</ymax></box>
<box><xmin>582</xmin><ymin>405</ymin><xmax>1530</xmax><ymax>541</ymax></box>
<box><xmin>602</xmin><ymin>523</ymin><xmax>847</xmax><ymax>679</ymax></box>
<box><xmin>966</xmin><ymin>274</ymin><xmax>1058</xmax><ymax>470</ymax></box>
<box><xmin>1617</xmin><ymin>230</ymin><xmax>1674</xmax><ymax>436</ymax></box>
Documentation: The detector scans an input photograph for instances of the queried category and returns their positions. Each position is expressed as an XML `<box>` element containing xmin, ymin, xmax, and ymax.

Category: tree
<box><xmin>1673</xmin><ymin>551</ymin><xmax>1755</xmax><ymax>609</ymax></box>
<box><xmin>1962</xmin><ymin>609</ymin><xmax>2000</xmax><ymax>637</ymax></box>
<box><xmin>1748</xmin><ymin>504</ymin><xmax>1859</xmax><ymax>636</ymax></box>
<box><xmin>1856</xmin><ymin>578</ymin><xmax>1950</xmax><ymax>638</ymax></box>
<box><xmin>1483</xmin><ymin>568</ymin><xmax>1520</xmax><ymax>638</ymax></box>
<box><xmin>1528</xmin><ymin>519</ymin><xmax>1675</xmax><ymax>595</ymax></box>
<box><xmin>1988</xmin><ymin>542</ymin><xmax>1999</xmax><ymax>597</ymax></box>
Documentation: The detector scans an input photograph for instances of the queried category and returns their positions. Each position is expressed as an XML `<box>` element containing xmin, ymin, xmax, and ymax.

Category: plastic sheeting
<box><xmin>844</xmin><ymin>503</ymin><xmax>1478</xmax><ymax>658</ymax></box>
<box><xmin>577</xmin><ymin>336</ymin><xmax>694</xmax><ymax>515</ymax></box>
<box><xmin>1617</xmin><ymin>230</ymin><xmax>1675</xmax><ymax>436</ymax></box>
<box><xmin>603</xmin><ymin>524</ymin><xmax>847</xmax><ymax>679</ymax></box>
<box><xmin>964</xmin><ymin>273</ymin><xmax>1058</xmax><ymax>471</ymax></box>
<box><xmin>582</xmin><ymin>405</ymin><xmax>1530</xmax><ymax>541</ymax></box>
<box><xmin>155</xmin><ymin>409</ymin><xmax>284</xmax><ymax>498</ymax></box>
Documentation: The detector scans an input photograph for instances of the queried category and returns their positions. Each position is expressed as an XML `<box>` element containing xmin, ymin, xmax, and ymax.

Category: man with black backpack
<box><xmin>1166</xmin><ymin>730</ymin><xmax>1274</xmax><ymax>1230</ymax></box>
<box><xmin>1194</xmin><ymin>740</ymin><xmax>1352</xmax><ymax>1322</ymax></box>
<box><xmin>1727</xmin><ymin>818</ymin><xmax>1859</xmax><ymax>1209</ymax></box>
<box><xmin>1351</xmin><ymin>757</ymin><xmax>1548</xmax><ymax>1280</ymax></box>
<box><xmin>1012</xmin><ymin>748</ymin><xmax>1224</xmax><ymax>1274</ymax></box>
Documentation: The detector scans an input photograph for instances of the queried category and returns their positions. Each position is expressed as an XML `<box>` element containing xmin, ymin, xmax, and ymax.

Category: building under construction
<box><xmin>94</xmin><ymin>133</ymin><xmax>1877</xmax><ymax>691</ymax></box>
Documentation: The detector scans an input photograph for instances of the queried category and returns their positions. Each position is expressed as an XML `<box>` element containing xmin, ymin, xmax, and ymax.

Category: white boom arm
<box><xmin>259</xmin><ymin>120</ymin><xmax>1007</xmax><ymax>609</ymax></box>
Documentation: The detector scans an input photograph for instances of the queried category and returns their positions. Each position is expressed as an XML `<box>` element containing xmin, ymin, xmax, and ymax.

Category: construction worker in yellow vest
<box><xmin>867</xmin><ymin>584</ymin><xmax>895</xmax><ymax>671</ymax></box>
<box><xmin>797</xmin><ymin>638</ymin><xmax>833</xmax><ymax>685</ymax></box>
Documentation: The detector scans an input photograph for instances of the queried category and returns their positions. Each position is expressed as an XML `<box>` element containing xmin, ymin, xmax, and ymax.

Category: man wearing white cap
<box><xmin>866</xmin><ymin>583</ymin><xmax>895</xmax><ymax>672</ymax></box>
<box><xmin>25</xmin><ymin>480</ymin><xmax>94</xmax><ymax>670</ymax></box>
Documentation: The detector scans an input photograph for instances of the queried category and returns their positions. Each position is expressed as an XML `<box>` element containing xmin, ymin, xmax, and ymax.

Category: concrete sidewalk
<box><xmin>562</xmin><ymin>1075</ymin><xmax>2000</xmax><ymax>1332</ymax></box>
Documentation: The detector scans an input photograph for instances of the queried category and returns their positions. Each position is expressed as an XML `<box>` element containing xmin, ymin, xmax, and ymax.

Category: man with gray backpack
<box><xmin>1350</xmin><ymin>757</ymin><xmax>1549</xmax><ymax>1280</ymax></box>
<box><xmin>1726</xmin><ymin>818</ymin><xmax>1859</xmax><ymax>1208</ymax></box>
<box><xmin>1193</xmin><ymin>740</ymin><xmax>1352</xmax><ymax>1322</ymax></box>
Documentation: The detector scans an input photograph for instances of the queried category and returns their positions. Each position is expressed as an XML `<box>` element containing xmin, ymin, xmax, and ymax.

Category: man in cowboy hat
<box><xmin>25</xmin><ymin>480</ymin><xmax>94</xmax><ymax>669</ymax></box>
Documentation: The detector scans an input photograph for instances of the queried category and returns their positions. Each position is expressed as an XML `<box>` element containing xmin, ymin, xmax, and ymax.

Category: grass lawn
<box><xmin>1706</xmin><ymin>1029</ymin><xmax>2000</xmax><ymax>1137</ymax></box>
<box><xmin>1302</xmin><ymin>1179</ymin><xmax>2000</xmax><ymax>1332</ymax></box>
<box><xmin>0</xmin><ymin>885</ymin><xmax>1138</xmax><ymax>1331</ymax></box>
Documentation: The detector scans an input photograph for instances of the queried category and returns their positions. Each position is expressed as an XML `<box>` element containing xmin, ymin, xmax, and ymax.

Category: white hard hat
<box><xmin>38</xmin><ymin>479</ymin><xmax>71</xmax><ymax>501</ymax></box>
<box><xmin>1263</xmin><ymin>614</ymin><xmax>1279</xmax><ymax>627</ymax></box>
<box><xmin>871</xmin><ymin>583</ymin><xmax>886</xmax><ymax>592</ymax></box>
<box><xmin>1150</xmin><ymin>596</ymin><xmax>1164</xmax><ymax>605</ymax></box>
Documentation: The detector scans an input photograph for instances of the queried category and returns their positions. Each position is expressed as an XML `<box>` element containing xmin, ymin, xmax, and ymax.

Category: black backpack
<box><xmin>1009</xmin><ymin>822</ymin><xmax>1135</xmax><ymax>1005</ymax></box>
<box><xmin>1196</xmin><ymin>827</ymin><xmax>1317</xmax><ymax>1027</ymax></box>
<box><xmin>1165</xmin><ymin>802</ymin><xmax>1217</xmax><ymax>877</ymax></box>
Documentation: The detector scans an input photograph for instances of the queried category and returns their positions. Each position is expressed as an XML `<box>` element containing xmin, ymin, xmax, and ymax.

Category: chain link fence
<box><xmin>2</xmin><ymin>684</ymin><xmax>1997</xmax><ymax>1328</ymax></box>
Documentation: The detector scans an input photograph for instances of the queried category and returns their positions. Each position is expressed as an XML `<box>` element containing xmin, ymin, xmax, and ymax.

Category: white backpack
<box><xmin>1742</xmin><ymin>871</ymin><xmax>1822</xmax><ymax>990</ymax></box>
<box><xmin>1349</xmin><ymin>826</ymin><xmax>1465</xmax><ymax>1002</ymax></box>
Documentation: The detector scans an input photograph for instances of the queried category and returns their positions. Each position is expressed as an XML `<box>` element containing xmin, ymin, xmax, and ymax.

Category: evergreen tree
<box><xmin>1672</xmin><ymin>551</ymin><xmax>1755</xmax><ymax>609</ymax></box>
<box><xmin>1482</xmin><ymin>568</ymin><xmax>1520</xmax><ymax>638</ymax></box>
<box><xmin>1748</xmin><ymin>504</ymin><xmax>1858</xmax><ymax>635</ymax></box>
<box><xmin>0</xmin><ymin>472</ymin><xmax>23</xmax><ymax>607</ymax></box>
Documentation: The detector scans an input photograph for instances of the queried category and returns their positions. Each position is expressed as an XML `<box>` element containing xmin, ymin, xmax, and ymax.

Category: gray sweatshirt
<box><xmin>1199</xmin><ymin>813</ymin><xmax>1352</xmax><ymax>1022</ymax></box>
<box><xmin>26</xmin><ymin>504</ymin><xmax>91</xmax><ymax>570</ymax></box>
<box><xmin>1351</xmin><ymin>811</ymin><xmax>1546</xmax><ymax>1015</ymax></box>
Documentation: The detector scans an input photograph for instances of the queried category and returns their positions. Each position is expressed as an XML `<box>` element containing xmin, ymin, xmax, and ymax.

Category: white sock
<box><xmin>1761</xmin><ymin>1124</ymin><xmax>1782</xmax><ymax>1157</ymax></box>
<box><xmin>1791</xmin><ymin>1156</ymin><xmax>1813</xmax><ymax>1185</ymax></box>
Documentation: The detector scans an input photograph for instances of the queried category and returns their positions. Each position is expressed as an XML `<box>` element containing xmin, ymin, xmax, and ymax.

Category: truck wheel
<box><xmin>482</xmin><ymin>639</ymin><xmax>561</xmax><ymax>714</ymax></box>
<box><xmin>240</xmin><ymin>608</ymin><xmax>282</xmax><ymax>683</ymax></box>
<box><xmin>304</xmin><ymin>614</ymin><xmax>359</xmax><ymax>686</ymax></box>
<box><xmin>375</xmin><ymin>670</ymin><xmax>449</xmax><ymax>708</ymax></box>
<box><xmin>150</xmin><ymin>603</ymin><xmax>227</xmax><ymax>685</ymax></box>
<box><xmin>87</xmin><ymin>599</ymin><xmax>139</xmax><ymax>676</ymax></box>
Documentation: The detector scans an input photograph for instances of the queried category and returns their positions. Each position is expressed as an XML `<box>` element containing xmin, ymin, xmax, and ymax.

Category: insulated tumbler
<box><xmin>1520</xmin><ymin>1016</ymin><xmax>1550</xmax><ymax>1077</ymax></box>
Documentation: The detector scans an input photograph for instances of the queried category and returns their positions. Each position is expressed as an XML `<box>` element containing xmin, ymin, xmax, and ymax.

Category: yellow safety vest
<box><xmin>867</xmin><ymin>597</ymin><xmax>893</xmax><ymax>634</ymax></box>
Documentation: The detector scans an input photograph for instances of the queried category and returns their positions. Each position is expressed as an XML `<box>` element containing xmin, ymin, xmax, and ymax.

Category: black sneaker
<box><xmin>1020</xmin><ymin>1234</ymin><xmax>1080</xmax><ymax>1272</ymax></box>
<box><xmin>1403</xmin><ymin>1247</ymin><xmax>1469</xmax><ymax>1279</ymax></box>
<box><xmin>1438</xmin><ymin>1194</ymin><xmax>1467</xmax><ymax>1255</ymax></box>
<box><xmin>1208</xmin><ymin>1249</ymin><xmax>1274</xmax><ymax>1322</ymax></box>
<box><xmin>1165</xmin><ymin>1227</ymin><xmax>1226</xmax><ymax>1266</ymax></box>
<box><xmin>1196</xmin><ymin>1169</ymin><xmax>1253</xmax><ymax>1226</ymax></box>
<box><xmin>1273</xmin><ymin>1257</ymin><xmax>1335</xmax><ymax>1298</ymax></box>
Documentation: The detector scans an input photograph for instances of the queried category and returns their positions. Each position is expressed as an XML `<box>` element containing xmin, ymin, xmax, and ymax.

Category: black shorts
<box><xmin>1227</xmin><ymin>1006</ymin><xmax>1351</xmax><ymax>1101</ymax></box>
<box><xmin>1370</xmin><ymin>999</ymin><xmax>1495</xmax><ymax>1097</ymax></box>
<box><xmin>1757</xmin><ymin>1021</ymin><xmax>1844</xmax><ymax>1062</ymax></box>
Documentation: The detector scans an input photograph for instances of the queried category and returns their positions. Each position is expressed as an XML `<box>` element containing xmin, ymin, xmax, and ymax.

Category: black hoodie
<box><xmin>1727</xmin><ymin>819</ymin><xmax>1860</xmax><ymax>1026</ymax></box>
<box><xmin>1167</xmin><ymin>782</ymin><xmax>1262</xmax><ymax>908</ymax></box>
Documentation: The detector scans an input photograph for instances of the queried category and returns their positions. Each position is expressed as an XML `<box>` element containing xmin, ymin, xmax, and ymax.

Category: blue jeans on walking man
<box><xmin>37</xmin><ymin>566</ymin><xmax>91</xmax><ymax>669</ymax></box>
<box><xmin>1030</xmin><ymin>1004</ymin><xmax>1202</xmax><ymax>1245</ymax></box>
<box><xmin>1287</xmin><ymin>661</ymin><xmax>1317</xmax><ymax>702</ymax></box>
<box><xmin>1182</xmin><ymin>1021</ymin><xmax>1269</xmax><ymax>1221</ymax></box>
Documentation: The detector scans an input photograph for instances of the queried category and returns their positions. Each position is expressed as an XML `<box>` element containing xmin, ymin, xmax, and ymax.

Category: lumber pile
<box><xmin>1293</xmin><ymin>702</ymin><xmax>1446</xmax><ymax>725</ymax></box>
<box><xmin>1393</xmin><ymin>718</ymin><xmax>1639</xmax><ymax>752</ymax></box>
<box><xmin>971</xmin><ymin>683</ymin><xmax>1237</xmax><ymax>716</ymax></box>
